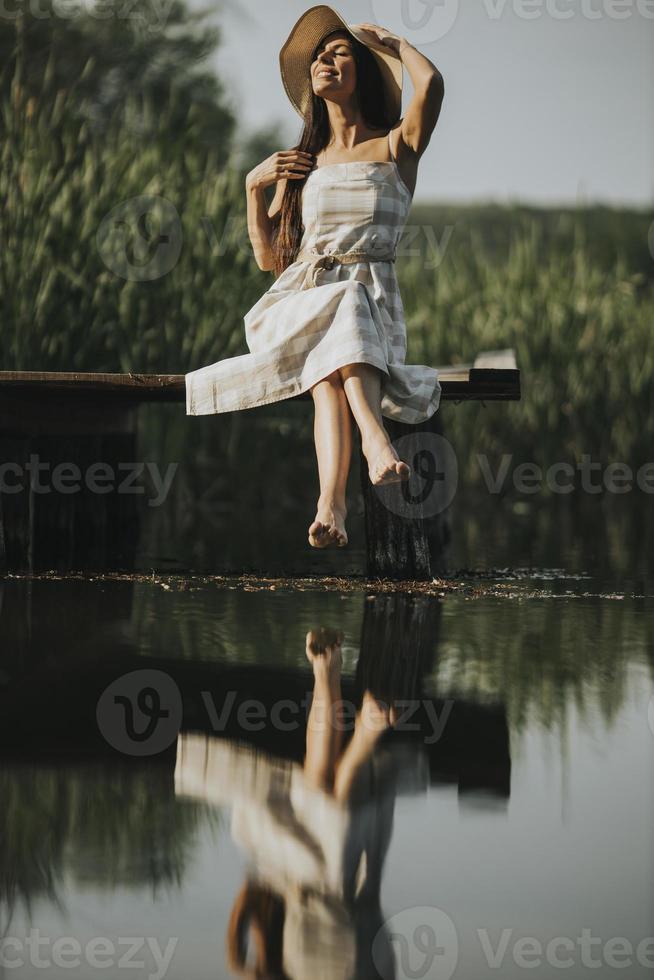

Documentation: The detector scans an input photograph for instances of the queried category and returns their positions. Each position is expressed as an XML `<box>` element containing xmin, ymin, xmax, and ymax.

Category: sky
<box><xmin>192</xmin><ymin>0</ymin><xmax>654</xmax><ymax>207</ymax></box>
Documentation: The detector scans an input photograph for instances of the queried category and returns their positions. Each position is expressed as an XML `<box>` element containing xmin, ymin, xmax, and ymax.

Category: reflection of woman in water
<box><xmin>175</xmin><ymin>627</ymin><xmax>419</xmax><ymax>979</ymax></box>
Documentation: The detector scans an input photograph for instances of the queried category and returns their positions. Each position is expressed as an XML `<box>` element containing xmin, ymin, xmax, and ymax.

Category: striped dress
<box><xmin>185</xmin><ymin>130</ymin><xmax>441</xmax><ymax>423</ymax></box>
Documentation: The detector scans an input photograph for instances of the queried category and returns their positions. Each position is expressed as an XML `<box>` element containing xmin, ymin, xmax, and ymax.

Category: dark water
<box><xmin>1</xmin><ymin>573</ymin><xmax>652</xmax><ymax>979</ymax></box>
<box><xmin>97</xmin><ymin>402</ymin><xmax>654</xmax><ymax>586</ymax></box>
<box><xmin>1</xmin><ymin>403</ymin><xmax>653</xmax><ymax>978</ymax></box>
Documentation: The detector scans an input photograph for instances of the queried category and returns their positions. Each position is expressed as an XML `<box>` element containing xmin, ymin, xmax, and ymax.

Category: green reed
<box><xmin>399</xmin><ymin>209</ymin><xmax>654</xmax><ymax>477</ymax></box>
<box><xmin>0</xmin><ymin>71</ymin><xmax>265</xmax><ymax>374</ymax></box>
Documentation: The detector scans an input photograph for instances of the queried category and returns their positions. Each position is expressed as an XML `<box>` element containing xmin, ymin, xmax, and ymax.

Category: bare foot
<box><xmin>362</xmin><ymin>434</ymin><xmax>411</xmax><ymax>486</ymax></box>
<box><xmin>305</xmin><ymin>628</ymin><xmax>343</xmax><ymax>671</ymax></box>
<box><xmin>308</xmin><ymin>503</ymin><xmax>348</xmax><ymax>548</ymax></box>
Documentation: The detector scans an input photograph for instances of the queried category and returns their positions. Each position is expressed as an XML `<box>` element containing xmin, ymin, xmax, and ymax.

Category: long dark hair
<box><xmin>226</xmin><ymin>879</ymin><xmax>289</xmax><ymax>979</ymax></box>
<box><xmin>270</xmin><ymin>35</ymin><xmax>397</xmax><ymax>279</ymax></box>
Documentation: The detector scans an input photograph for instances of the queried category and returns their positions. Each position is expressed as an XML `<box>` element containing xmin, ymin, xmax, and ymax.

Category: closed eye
<box><xmin>314</xmin><ymin>45</ymin><xmax>352</xmax><ymax>59</ymax></box>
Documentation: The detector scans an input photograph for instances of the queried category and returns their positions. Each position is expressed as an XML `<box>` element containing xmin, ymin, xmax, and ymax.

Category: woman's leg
<box><xmin>332</xmin><ymin>691</ymin><xmax>396</xmax><ymax>804</ymax></box>
<box><xmin>338</xmin><ymin>363</ymin><xmax>411</xmax><ymax>485</ymax></box>
<box><xmin>308</xmin><ymin>371</ymin><xmax>353</xmax><ymax>548</ymax></box>
<box><xmin>303</xmin><ymin>629</ymin><xmax>344</xmax><ymax>791</ymax></box>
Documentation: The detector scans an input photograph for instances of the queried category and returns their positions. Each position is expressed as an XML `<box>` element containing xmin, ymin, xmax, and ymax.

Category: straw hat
<box><xmin>279</xmin><ymin>4</ymin><xmax>403</xmax><ymax>123</ymax></box>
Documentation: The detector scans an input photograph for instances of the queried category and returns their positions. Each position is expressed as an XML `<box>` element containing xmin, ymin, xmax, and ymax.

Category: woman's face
<box><xmin>310</xmin><ymin>31</ymin><xmax>357</xmax><ymax>103</ymax></box>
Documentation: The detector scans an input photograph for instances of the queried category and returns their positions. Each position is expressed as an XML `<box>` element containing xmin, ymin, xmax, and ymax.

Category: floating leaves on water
<box><xmin>0</xmin><ymin>569</ymin><xmax>637</xmax><ymax>601</ymax></box>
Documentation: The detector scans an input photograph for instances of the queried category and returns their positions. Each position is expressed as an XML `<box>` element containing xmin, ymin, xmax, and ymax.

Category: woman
<box><xmin>185</xmin><ymin>5</ymin><xmax>445</xmax><ymax>551</ymax></box>
<box><xmin>174</xmin><ymin>627</ymin><xmax>414</xmax><ymax>979</ymax></box>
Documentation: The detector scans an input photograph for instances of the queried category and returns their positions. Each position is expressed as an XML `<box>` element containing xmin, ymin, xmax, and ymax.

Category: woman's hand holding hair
<box><xmin>246</xmin><ymin>149</ymin><xmax>315</xmax><ymax>192</ymax></box>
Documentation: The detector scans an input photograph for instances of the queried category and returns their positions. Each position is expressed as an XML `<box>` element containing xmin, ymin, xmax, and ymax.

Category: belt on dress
<box><xmin>295</xmin><ymin>246</ymin><xmax>397</xmax><ymax>290</ymax></box>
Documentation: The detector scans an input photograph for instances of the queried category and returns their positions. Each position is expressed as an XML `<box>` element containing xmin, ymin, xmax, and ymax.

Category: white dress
<box><xmin>185</xmin><ymin>129</ymin><xmax>442</xmax><ymax>424</ymax></box>
<box><xmin>173</xmin><ymin>733</ymin><xmax>418</xmax><ymax>979</ymax></box>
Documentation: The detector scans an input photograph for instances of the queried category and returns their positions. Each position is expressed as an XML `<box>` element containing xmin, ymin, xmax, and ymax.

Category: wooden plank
<box><xmin>0</xmin><ymin>372</ymin><xmax>184</xmax><ymax>401</ymax></box>
<box><xmin>0</xmin><ymin>362</ymin><xmax>520</xmax><ymax>402</ymax></box>
<box><xmin>473</xmin><ymin>348</ymin><xmax>518</xmax><ymax>370</ymax></box>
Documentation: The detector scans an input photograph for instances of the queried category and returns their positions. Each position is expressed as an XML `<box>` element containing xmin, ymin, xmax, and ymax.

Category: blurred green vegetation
<box><xmin>429</xmin><ymin>592</ymin><xmax>654</xmax><ymax>743</ymax></box>
<box><xmin>400</xmin><ymin>208</ymin><xmax>654</xmax><ymax>479</ymax></box>
<box><xmin>0</xmin><ymin>0</ymin><xmax>237</xmax><ymax>154</ymax></box>
<box><xmin>0</xmin><ymin>0</ymin><xmax>270</xmax><ymax>374</ymax></box>
<box><xmin>0</xmin><ymin>763</ymin><xmax>220</xmax><ymax>914</ymax></box>
<box><xmin>1</xmin><ymin>0</ymin><xmax>653</xmax><ymax>486</ymax></box>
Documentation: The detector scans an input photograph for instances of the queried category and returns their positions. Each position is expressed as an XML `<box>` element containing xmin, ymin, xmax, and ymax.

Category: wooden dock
<box><xmin>0</xmin><ymin>351</ymin><xmax>520</xmax><ymax>578</ymax></box>
<box><xmin>0</xmin><ymin>349</ymin><xmax>520</xmax><ymax>408</ymax></box>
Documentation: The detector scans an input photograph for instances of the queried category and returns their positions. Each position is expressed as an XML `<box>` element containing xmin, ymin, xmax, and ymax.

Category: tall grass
<box><xmin>0</xmin><ymin>68</ymin><xmax>265</xmax><ymax>373</ymax></box>
<box><xmin>400</xmin><ymin>212</ymin><xmax>654</xmax><ymax>477</ymax></box>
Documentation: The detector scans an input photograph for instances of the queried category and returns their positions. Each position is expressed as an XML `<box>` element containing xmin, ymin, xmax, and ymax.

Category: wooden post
<box><xmin>359</xmin><ymin>409</ymin><xmax>454</xmax><ymax>580</ymax></box>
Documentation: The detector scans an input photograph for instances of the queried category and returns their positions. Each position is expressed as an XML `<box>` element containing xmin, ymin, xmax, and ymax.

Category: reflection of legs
<box><xmin>338</xmin><ymin>363</ymin><xmax>410</xmax><ymax>486</ymax></box>
<box><xmin>308</xmin><ymin>371</ymin><xmax>353</xmax><ymax>548</ymax></box>
<box><xmin>303</xmin><ymin>629</ymin><xmax>344</xmax><ymax>790</ymax></box>
<box><xmin>333</xmin><ymin>691</ymin><xmax>396</xmax><ymax>804</ymax></box>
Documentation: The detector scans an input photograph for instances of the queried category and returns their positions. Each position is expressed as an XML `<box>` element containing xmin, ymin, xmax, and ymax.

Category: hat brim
<box><xmin>279</xmin><ymin>4</ymin><xmax>402</xmax><ymax>123</ymax></box>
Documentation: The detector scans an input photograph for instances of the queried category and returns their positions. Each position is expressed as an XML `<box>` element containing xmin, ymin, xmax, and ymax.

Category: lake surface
<box><xmin>1</xmin><ymin>401</ymin><xmax>653</xmax><ymax>978</ymax></box>
<box><xmin>129</xmin><ymin>403</ymin><xmax>653</xmax><ymax>589</ymax></box>
<box><xmin>1</xmin><ymin>569</ymin><xmax>652</xmax><ymax>979</ymax></box>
